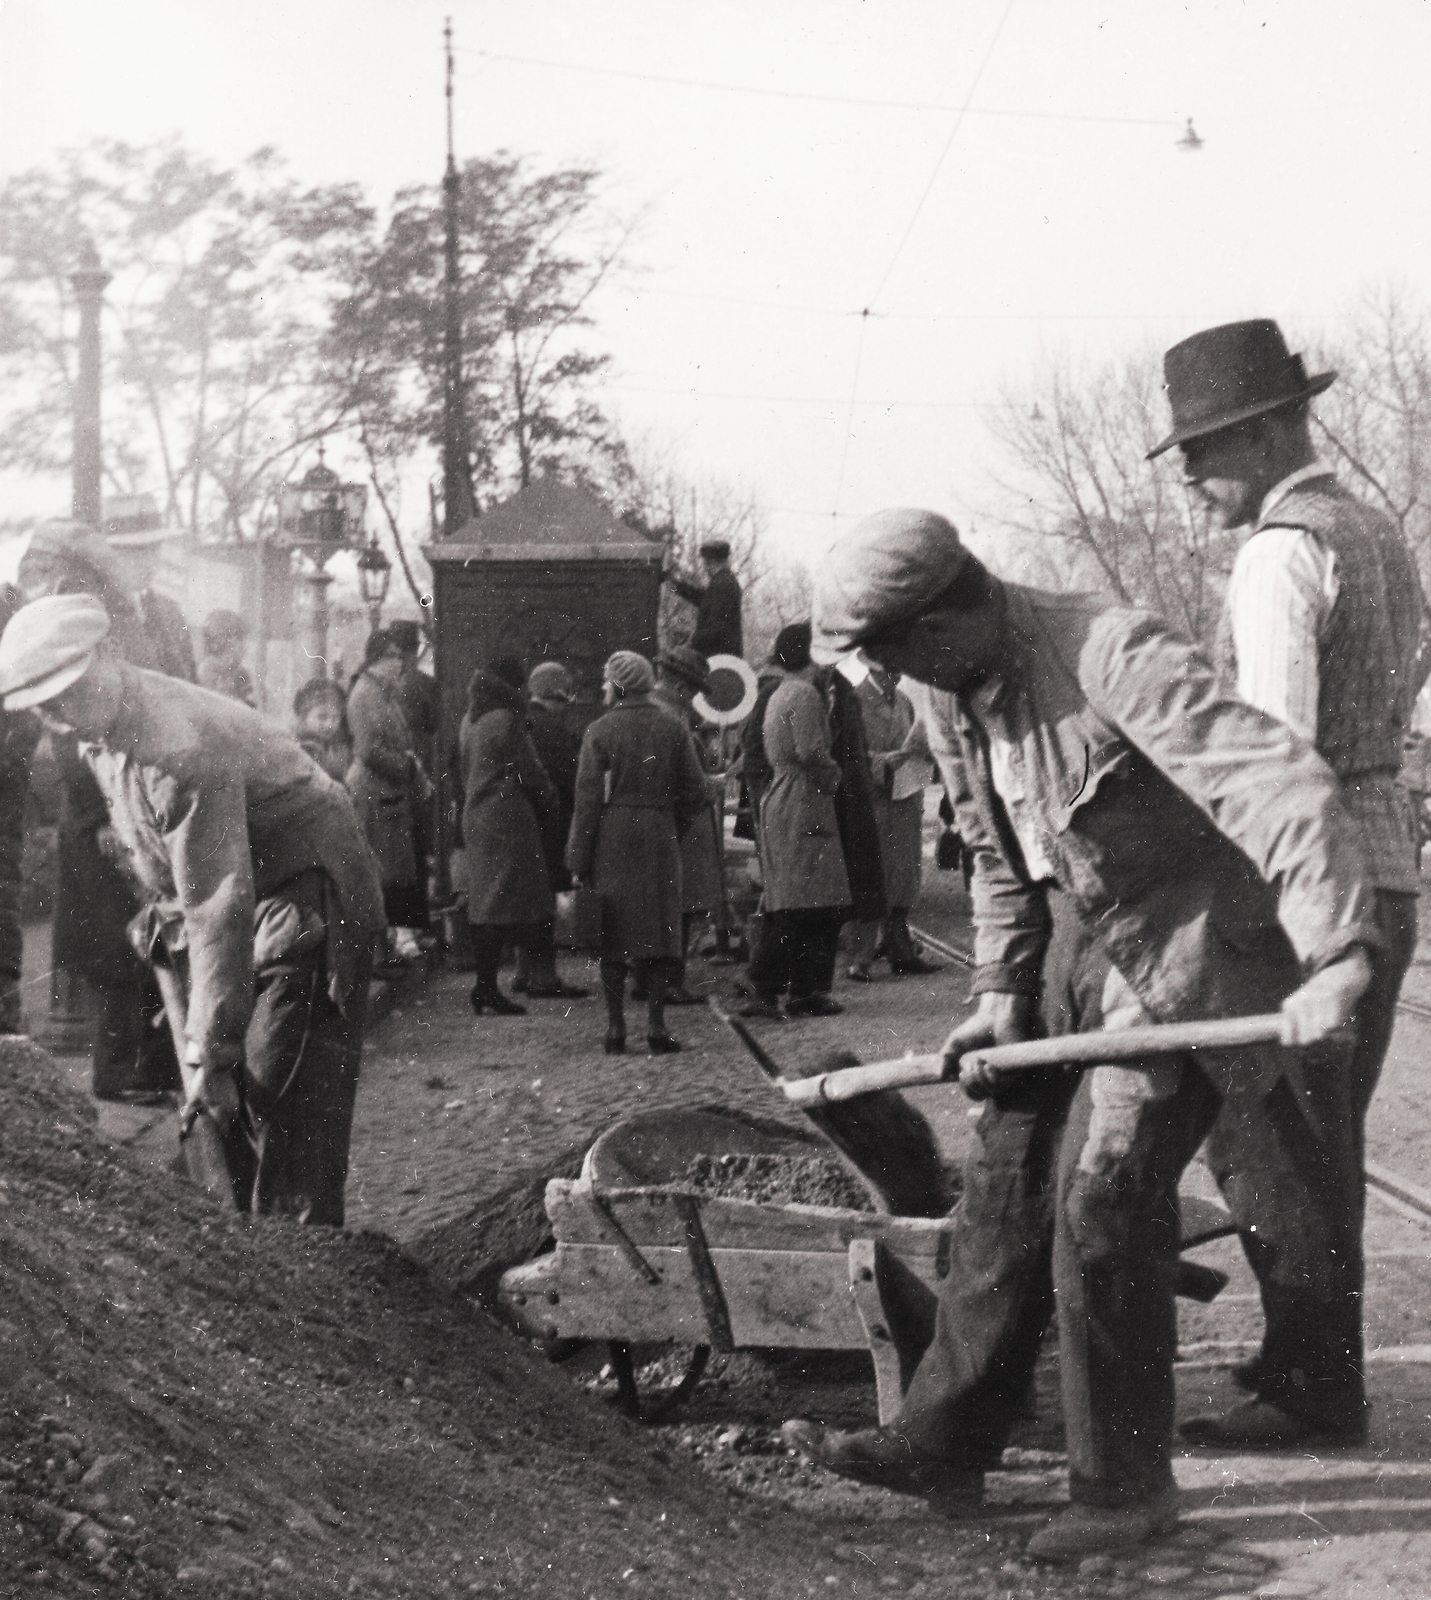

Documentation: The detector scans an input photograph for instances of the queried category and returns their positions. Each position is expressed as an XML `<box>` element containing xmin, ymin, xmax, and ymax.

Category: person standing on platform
<box><xmin>346</xmin><ymin>629</ymin><xmax>429</xmax><ymax>963</ymax></box>
<box><xmin>566</xmin><ymin>651</ymin><xmax>709</xmax><ymax>1056</ymax></box>
<box><xmin>514</xmin><ymin>661</ymin><xmax>590</xmax><ymax>999</ymax></box>
<box><xmin>740</xmin><ymin>622</ymin><xmax>851</xmax><ymax>1019</ymax></box>
<box><xmin>294</xmin><ymin>678</ymin><xmax>354</xmax><ymax>784</ymax></box>
<box><xmin>844</xmin><ymin>661</ymin><xmax>941</xmax><ymax>981</ymax></box>
<box><xmin>653</xmin><ymin>644</ymin><xmax>726</xmax><ymax>1005</ymax></box>
<box><xmin>17</xmin><ymin>521</ymin><xmax>190</xmax><ymax>1099</ymax></box>
<box><xmin>1151</xmin><ymin>319</ymin><xmax>1429</xmax><ymax>1448</ymax></box>
<box><xmin>0</xmin><ymin>595</ymin><xmax>385</xmax><ymax>1226</ymax></box>
<box><xmin>455</xmin><ymin>666</ymin><xmax>558</xmax><ymax>1017</ymax></box>
<box><xmin>663</xmin><ymin>540</ymin><xmax>744</xmax><ymax>659</ymax></box>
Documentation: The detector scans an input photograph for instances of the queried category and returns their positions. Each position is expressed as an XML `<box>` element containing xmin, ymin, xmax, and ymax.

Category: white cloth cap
<box><xmin>0</xmin><ymin>594</ymin><xmax>111</xmax><ymax>710</ymax></box>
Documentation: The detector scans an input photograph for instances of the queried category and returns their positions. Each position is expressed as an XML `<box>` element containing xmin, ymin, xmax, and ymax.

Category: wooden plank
<box><xmin>544</xmin><ymin>1180</ymin><xmax>952</xmax><ymax>1256</ymax></box>
<box><xmin>500</xmin><ymin>1243</ymin><xmax>946</xmax><ymax>1348</ymax></box>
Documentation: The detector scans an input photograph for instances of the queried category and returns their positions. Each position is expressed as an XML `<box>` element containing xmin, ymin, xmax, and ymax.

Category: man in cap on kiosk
<box><xmin>663</xmin><ymin>539</ymin><xmax>744</xmax><ymax>659</ymax></box>
<box><xmin>781</xmin><ymin>507</ymin><xmax>1379</xmax><ymax>1558</ymax></box>
<box><xmin>0</xmin><ymin>595</ymin><xmax>385</xmax><ymax>1226</ymax></box>
<box><xmin>1151</xmin><ymin>320</ymin><xmax>1428</xmax><ymax>1447</ymax></box>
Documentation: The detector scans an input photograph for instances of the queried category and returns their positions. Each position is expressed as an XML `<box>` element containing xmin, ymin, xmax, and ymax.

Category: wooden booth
<box><xmin>424</xmin><ymin>478</ymin><xmax>665</xmax><ymax>876</ymax></box>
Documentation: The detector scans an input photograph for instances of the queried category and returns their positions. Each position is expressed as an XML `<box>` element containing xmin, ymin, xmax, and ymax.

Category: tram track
<box><xmin>907</xmin><ymin>920</ymin><xmax>1431</xmax><ymax>1227</ymax></box>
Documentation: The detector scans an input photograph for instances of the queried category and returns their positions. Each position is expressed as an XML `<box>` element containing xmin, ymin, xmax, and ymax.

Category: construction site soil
<box><xmin>8</xmin><ymin>860</ymin><xmax>1430</xmax><ymax>1598</ymax></box>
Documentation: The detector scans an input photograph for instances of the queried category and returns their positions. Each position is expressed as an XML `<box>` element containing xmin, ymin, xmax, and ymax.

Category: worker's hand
<box><xmin>179</xmin><ymin>1052</ymin><xmax>240</xmax><ymax>1139</ymax></box>
<box><xmin>940</xmin><ymin>992</ymin><xmax>1037</xmax><ymax>1100</ymax></box>
<box><xmin>1280</xmin><ymin>946</ymin><xmax>1373</xmax><ymax>1046</ymax></box>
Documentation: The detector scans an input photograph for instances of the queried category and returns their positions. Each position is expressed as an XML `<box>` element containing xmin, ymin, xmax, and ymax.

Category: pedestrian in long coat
<box><xmin>512</xmin><ymin>661</ymin><xmax>590</xmax><ymax>999</ymax></box>
<box><xmin>845</xmin><ymin>665</ymin><xmax>941</xmax><ymax>980</ymax></box>
<box><xmin>0</xmin><ymin>595</ymin><xmax>385</xmax><ymax>1227</ymax></box>
<box><xmin>346</xmin><ymin>630</ymin><xmax>425</xmax><ymax>948</ymax></box>
<box><xmin>742</xmin><ymin>622</ymin><xmax>851</xmax><ymax>1018</ymax></box>
<box><xmin>456</xmin><ymin>668</ymin><xmax>557</xmax><ymax>1016</ymax></box>
<box><xmin>566</xmin><ymin>650</ymin><xmax>708</xmax><ymax>1054</ymax></box>
<box><xmin>653</xmin><ymin>644</ymin><xmax>727</xmax><ymax>1003</ymax></box>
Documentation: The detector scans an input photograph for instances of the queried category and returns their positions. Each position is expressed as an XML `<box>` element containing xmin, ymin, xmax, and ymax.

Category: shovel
<box><xmin>151</xmin><ymin>961</ymin><xmax>244</xmax><ymax>1207</ymax></box>
<box><xmin>779</xmin><ymin>1012</ymin><xmax>1292</xmax><ymax>1109</ymax></box>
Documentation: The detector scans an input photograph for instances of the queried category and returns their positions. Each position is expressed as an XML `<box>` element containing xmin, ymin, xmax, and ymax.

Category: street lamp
<box><xmin>277</xmin><ymin>446</ymin><xmax>368</xmax><ymax>678</ymax></box>
<box><xmin>356</xmin><ymin>532</ymin><xmax>392</xmax><ymax>631</ymax></box>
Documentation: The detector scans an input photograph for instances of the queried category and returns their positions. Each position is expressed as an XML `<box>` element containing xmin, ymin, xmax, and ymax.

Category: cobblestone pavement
<box><xmin>24</xmin><ymin>862</ymin><xmax>1431</xmax><ymax>1597</ymax></box>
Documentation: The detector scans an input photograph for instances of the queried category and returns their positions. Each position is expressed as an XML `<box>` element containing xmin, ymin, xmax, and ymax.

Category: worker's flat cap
<box><xmin>811</xmin><ymin>508</ymin><xmax>967</xmax><ymax>663</ymax></box>
<box><xmin>0</xmin><ymin>594</ymin><xmax>111</xmax><ymax>711</ymax></box>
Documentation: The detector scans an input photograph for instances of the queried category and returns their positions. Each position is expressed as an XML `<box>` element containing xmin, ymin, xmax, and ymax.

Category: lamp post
<box><xmin>356</xmin><ymin>533</ymin><xmax>392</xmax><ymax>632</ymax></box>
<box><xmin>277</xmin><ymin>447</ymin><xmax>368</xmax><ymax>679</ymax></box>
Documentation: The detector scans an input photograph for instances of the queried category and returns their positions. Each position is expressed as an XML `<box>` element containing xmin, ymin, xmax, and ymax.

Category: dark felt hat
<box><xmin>699</xmin><ymin>540</ymin><xmax>731</xmax><ymax>561</ymax></box>
<box><xmin>1147</xmin><ymin>320</ymin><xmax>1336</xmax><ymax>459</ymax></box>
<box><xmin>656</xmin><ymin>643</ymin><xmax>710</xmax><ymax>691</ymax></box>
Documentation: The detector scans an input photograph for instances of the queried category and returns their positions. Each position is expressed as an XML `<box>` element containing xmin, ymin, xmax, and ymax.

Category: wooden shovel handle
<box><xmin>779</xmin><ymin>1012</ymin><xmax>1289</xmax><ymax>1108</ymax></box>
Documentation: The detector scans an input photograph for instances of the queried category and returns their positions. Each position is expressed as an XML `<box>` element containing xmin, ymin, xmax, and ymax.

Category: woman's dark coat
<box><xmin>566</xmin><ymin>698</ymin><xmax>709</xmax><ymax>960</ymax></box>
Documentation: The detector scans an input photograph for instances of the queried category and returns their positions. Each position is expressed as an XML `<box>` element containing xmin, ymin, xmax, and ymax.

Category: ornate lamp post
<box><xmin>277</xmin><ymin>447</ymin><xmax>368</xmax><ymax>678</ymax></box>
<box><xmin>356</xmin><ymin>533</ymin><xmax>392</xmax><ymax>632</ymax></box>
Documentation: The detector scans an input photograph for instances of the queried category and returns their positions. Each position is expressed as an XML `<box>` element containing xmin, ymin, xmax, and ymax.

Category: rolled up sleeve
<box><xmin>153</xmin><ymin>770</ymin><xmax>256</xmax><ymax>1071</ymax></box>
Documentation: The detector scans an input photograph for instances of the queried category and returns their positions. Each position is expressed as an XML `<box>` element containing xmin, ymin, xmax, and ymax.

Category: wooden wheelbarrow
<box><xmin>497</xmin><ymin>1009</ymin><xmax>1276</xmax><ymax>1423</ymax></box>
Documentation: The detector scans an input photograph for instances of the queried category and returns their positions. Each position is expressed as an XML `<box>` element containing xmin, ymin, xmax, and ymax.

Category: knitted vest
<box><xmin>1216</xmin><ymin>479</ymin><xmax>1418</xmax><ymax>779</ymax></box>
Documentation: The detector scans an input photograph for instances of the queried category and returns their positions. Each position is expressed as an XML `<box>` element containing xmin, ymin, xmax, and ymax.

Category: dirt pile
<box><xmin>0</xmin><ymin>1036</ymin><xmax>938</xmax><ymax>1599</ymax></box>
<box><xmin>682</xmin><ymin>1153</ymin><xmax>876</xmax><ymax>1211</ymax></box>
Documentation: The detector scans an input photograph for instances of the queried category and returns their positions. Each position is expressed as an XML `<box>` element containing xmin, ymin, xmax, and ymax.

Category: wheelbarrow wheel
<box><xmin>606</xmin><ymin>1341</ymin><xmax>713</xmax><ymax>1423</ymax></box>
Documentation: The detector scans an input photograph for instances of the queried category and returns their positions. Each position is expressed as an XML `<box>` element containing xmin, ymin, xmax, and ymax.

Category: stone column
<box><xmin>70</xmin><ymin>238</ymin><xmax>111</xmax><ymax>529</ymax></box>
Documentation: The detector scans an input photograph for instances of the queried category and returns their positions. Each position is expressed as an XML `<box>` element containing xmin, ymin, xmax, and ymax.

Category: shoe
<box><xmin>511</xmin><ymin>975</ymin><xmax>530</xmax><ymax>994</ymax></box>
<box><xmin>470</xmin><ymin>987</ymin><xmax>526</xmax><ymax>1017</ymax></box>
<box><xmin>780</xmin><ymin>1421</ymin><xmax>984</xmax><ymax>1502</ymax></box>
<box><xmin>524</xmin><ymin>983</ymin><xmax>592</xmax><ymax>999</ymax></box>
<box><xmin>1025</xmin><ymin>1486</ymin><xmax>1179</xmax><ymax>1562</ymax></box>
<box><xmin>889</xmin><ymin>955</ymin><xmax>942</xmax><ymax>976</ymax></box>
<box><xmin>603</xmin><ymin>1031</ymin><xmax>626</xmax><ymax>1055</ymax></box>
<box><xmin>786</xmin><ymin>994</ymin><xmax>844</xmax><ymax>1017</ymax></box>
<box><xmin>845</xmin><ymin>965</ymin><xmax>873</xmax><ymax>983</ymax></box>
<box><xmin>737</xmin><ymin>997</ymin><xmax>784</xmax><ymax>1020</ymax></box>
<box><xmin>1231</xmin><ymin>1354</ymin><xmax>1265</xmax><ymax>1393</ymax></box>
<box><xmin>664</xmin><ymin>987</ymin><xmax>705</xmax><ymax>1006</ymax></box>
<box><xmin>647</xmin><ymin>1032</ymin><xmax>682</xmax><ymax>1055</ymax></box>
<box><xmin>1179</xmin><ymin>1398</ymin><xmax>1368</xmax><ymax>1449</ymax></box>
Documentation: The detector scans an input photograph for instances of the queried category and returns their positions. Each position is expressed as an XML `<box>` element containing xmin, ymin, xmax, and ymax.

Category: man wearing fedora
<box><xmin>782</xmin><ymin>506</ymin><xmax>1380</xmax><ymax>1559</ymax></box>
<box><xmin>1151</xmin><ymin>319</ymin><xmax>1427</xmax><ymax>1448</ymax></box>
<box><xmin>663</xmin><ymin>539</ymin><xmax>744</xmax><ymax>660</ymax></box>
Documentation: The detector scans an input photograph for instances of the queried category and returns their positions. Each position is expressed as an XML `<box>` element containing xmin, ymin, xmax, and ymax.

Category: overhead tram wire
<box><xmin>833</xmin><ymin>0</ymin><xmax>1017</xmax><ymax>520</ymax></box>
<box><xmin>458</xmin><ymin>46</ymin><xmax>1177</xmax><ymax>130</ymax></box>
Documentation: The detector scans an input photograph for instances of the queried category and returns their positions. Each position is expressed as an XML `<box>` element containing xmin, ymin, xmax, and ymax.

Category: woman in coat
<box><xmin>566</xmin><ymin>650</ymin><xmax>709</xmax><ymax>1055</ymax></box>
<box><xmin>742</xmin><ymin>621</ymin><xmax>851</xmax><ymax>1018</ymax></box>
<box><xmin>456</xmin><ymin>667</ymin><xmax>557</xmax><ymax>1016</ymax></box>
<box><xmin>345</xmin><ymin>630</ymin><xmax>426</xmax><ymax>957</ymax></box>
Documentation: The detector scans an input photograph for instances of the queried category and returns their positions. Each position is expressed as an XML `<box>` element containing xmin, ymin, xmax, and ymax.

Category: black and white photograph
<box><xmin>3</xmin><ymin>2</ymin><xmax>1431</xmax><ymax>1595</ymax></box>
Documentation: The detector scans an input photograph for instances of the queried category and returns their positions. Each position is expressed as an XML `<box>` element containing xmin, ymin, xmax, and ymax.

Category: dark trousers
<box><xmin>1206</xmin><ymin>886</ymin><xmax>1417</xmax><ymax>1426</ymax></box>
<box><xmin>746</xmin><ymin>907</ymin><xmax>844</xmax><ymax>1000</ymax></box>
<box><xmin>93</xmin><ymin>969</ymin><xmax>182</xmax><ymax>1098</ymax></box>
<box><xmin>893</xmin><ymin>896</ymin><xmax>1362</xmax><ymax>1505</ymax></box>
<box><xmin>186</xmin><ymin>874</ymin><xmax>371</xmax><ymax>1228</ymax></box>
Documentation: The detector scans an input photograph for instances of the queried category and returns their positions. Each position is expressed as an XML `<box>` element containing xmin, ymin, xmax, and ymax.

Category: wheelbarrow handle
<box><xmin>779</xmin><ymin>1012</ymin><xmax>1291</xmax><ymax>1108</ymax></box>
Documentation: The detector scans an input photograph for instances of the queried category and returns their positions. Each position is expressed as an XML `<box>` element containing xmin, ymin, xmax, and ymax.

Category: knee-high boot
<box><xmin>600</xmin><ymin>959</ymin><xmax>627</xmax><ymax>1053</ymax></box>
<box><xmin>645</xmin><ymin>958</ymin><xmax>681</xmax><ymax>1054</ymax></box>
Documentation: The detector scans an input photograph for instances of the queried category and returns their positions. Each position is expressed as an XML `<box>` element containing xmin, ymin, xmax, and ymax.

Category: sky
<box><xmin>3</xmin><ymin>0</ymin><xmax>1431</xmax><ymax>569</ymax></box>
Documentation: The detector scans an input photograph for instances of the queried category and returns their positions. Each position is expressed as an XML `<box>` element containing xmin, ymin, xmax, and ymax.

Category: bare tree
<box><xmin>1307</xmin><ymin>284</ymin><xmax>1431</xmax><ymax>573</ymax></box>
<box><xmin>984</xmin><ymin>346</ymin><xmax>1235</xmax><ymax>645</ymax></box>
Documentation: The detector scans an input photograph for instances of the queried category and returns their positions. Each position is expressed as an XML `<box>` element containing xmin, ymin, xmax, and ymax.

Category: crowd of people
<box><xmin>0</xmin><ymin>317</ymin><xmax>1423</xmax><ymax>1563</ymax></box>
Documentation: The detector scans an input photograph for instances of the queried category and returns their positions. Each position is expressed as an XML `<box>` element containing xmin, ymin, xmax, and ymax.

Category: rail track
<box><xmin>908</xmin><ymin>920</ymin><xmax>1431</xmax><ymax>1227</ymax></box>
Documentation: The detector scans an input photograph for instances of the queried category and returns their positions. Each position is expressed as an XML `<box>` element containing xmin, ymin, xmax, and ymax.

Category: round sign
<box><xmin>693</xmin><ymin>653</ymin><xmax>759</xmax><ymax>727</ymax></box>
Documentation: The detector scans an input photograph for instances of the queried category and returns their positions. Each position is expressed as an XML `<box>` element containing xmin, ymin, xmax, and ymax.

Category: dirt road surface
<box><xmin>8</xmin><ymin>862</ymin><xmax>1431</xmax><ymax>1598</ymax></box>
